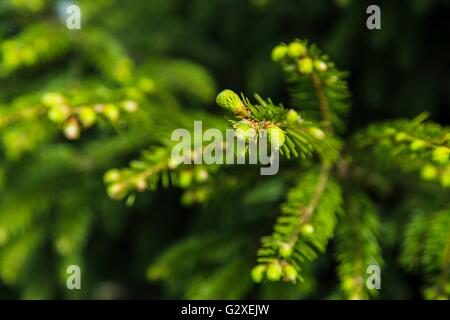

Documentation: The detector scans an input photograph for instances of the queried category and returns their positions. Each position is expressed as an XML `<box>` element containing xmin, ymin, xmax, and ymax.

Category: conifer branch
<box><xmin>311</xmin><ymin>72</ymin><xmax>333</xmax><ymax>133</ymax></box>
<box><xmin>336</xmin><ymin>192</ymin><xmax>382</xmax><ymax>300</ymax></box>
<box><xmin>352</xmin><ymin>115</ymin><xmax>450</xmax><ymax>188</ymax></box>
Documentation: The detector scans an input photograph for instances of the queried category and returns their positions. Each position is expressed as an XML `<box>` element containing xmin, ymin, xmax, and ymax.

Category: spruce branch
<box><xmin>250</xmin><ymin>40</ymin><xmax>350</xmax><ymax>284</ymax></box>
<box><xmin>311</xmin><ymin>72</ymin><xmax>333</xmax><ymax>133</ymax></box>
<box><xmin>272</xmin><ymin>40</ymin><xmax>350</xmax><ymax>132</ymax></box>
<box><xmin>336</xmin><ymin>192</ymin><xmax>382</xmax><ymax>300</ymax></box>
<box><xmin>352</xmin><ymin>115</ymin><xmax>450</xmax><ymax>188</ymax></box>
<box><xmin>253</xmin><ymin>169</ymin><xmax>343</xmax><ymax>283</ymax></box>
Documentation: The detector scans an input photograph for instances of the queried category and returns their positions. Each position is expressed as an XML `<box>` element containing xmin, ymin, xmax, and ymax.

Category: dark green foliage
<box><xmin>0</xmin><ymin>0</ymin><xmax>448</xmax><ymax>300</ymax></box>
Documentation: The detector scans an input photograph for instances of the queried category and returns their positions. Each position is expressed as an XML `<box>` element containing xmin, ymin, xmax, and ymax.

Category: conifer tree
<box><xmin>0</xmin><ymin>0</ymin><xmax>448</xmax><ymax>300</ymax></box>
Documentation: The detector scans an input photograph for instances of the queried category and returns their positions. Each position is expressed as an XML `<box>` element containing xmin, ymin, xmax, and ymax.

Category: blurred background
<box><xmin>0</xmin><ymin>0</ymin><xmax>448</xmax><ymax>299</ymax></box>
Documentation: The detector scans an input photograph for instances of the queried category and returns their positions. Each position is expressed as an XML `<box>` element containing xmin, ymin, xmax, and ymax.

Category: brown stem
<box><xmin>311</xmin><ymin>72</ymin><xmax>333</xmax><ymax>133</ymax></box>
<box><xmin>300</xmin><ymin>163</ymin><xmax>331</xmax><ymax>223</ymax></box>
<box><xmin>288</xmin><ymin>71</ymin><xmax>336</xmax><ymax>244</ymax></box>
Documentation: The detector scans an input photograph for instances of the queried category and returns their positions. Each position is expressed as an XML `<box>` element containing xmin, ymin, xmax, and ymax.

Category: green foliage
<box><xmin>0</xmin><ymin>22</ymin><xmax>70</xmax><ymax>77</ymax></box>
<box><xmin>0</xmin><ymin>0</ymin><xmax>448</xmax><ymax>300</ymax></box>
<box><xmin>147</xmin><ymin>234</ymin><xmax>254</xmax><ymax>299</ymax></box>
<box><xmin>215</xmin><ymin>88</ymin><xmax>340</xmax><ymax>161</ymax></box>
<box><xmin>256</xmin><ymin>168</ymin><xmax>343</xmax><ymax>283</ymax></box>
<box><xmin>273</xmin><ymin>40</ymin><xmax>350</xmax><ymax>132</ymax></box>
<box><xmin>352</xmin><ymin>116</ymin><xmax>450</xmax><ymax>188</ymax></box>
<box><xmin>401</xmin><ymin>208</ymin><xmax>450</xmax><ymax>299</ymax></box>
<box><xmin>336</xmin><ymin>192</ymin><xmax>382</xmax><ymax>299</ymax></box>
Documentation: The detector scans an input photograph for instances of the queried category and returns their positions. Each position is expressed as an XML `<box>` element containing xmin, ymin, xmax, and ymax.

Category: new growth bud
<box><xmin>314</xmin><ymin>59</ymin><xmax>327</xmax><ymax>72</ymax></box>
<box><xmin>41</xmin><ymin>92</ymin><xmax>65</xmax><ymax>108</ymax></box>
<box><xmin>251</xmin><ymin>264</ymin><xmax>267</xmax><ymax>283</ymax></box>
<box><xmin>432</xmin><ymin>147</ymin><xmax>450</xmax><ymax>164</ymax></box>
<box><xmin>77</xmin><ymin>107</ymin><xmax>97</xmax><ymax>128</ymax></box>
<box><xmin>286</xmin><ymin>109</ymin><xmax>301</xmax><ymax>123</ymax></box>
<box><xmin>48</xmin><ymin>105</ymin><xmax>71</xmax><ymax>123</ymax></box>
<box><xmin>179</xmin><ymin>170</ymin><xmax>193</xmax><ymax>188</ymax></box>
<box><xmin>266</xmin><ymin>262</ymin><xmax>282</xmax><ymax>281</ymax></box>
<box><xmin>395</xmin><ymin>132</ymin><xmax>409</xmax><ymax>142</ymax></box>
<box><xmin>307</xmin><ymin>127</ymin><xmax>325</xmax><ymax>140</ymax></box>
<box><xmin>283</xmin><ymin>264</ymin><xmax>298</xmax><ymax>282</ymax></box>
<box><xmin>107</xmin><ymin>183</ymin><xmax>126</xmax><ymax>200</ymax></box>
<box><xmin>301</xmin><ymin>224</ymin><xmax>314</xmax><ymax>236</ymax></box>
<box><xmin>410</xmin><ymin>139</ymin><xmax>427</xmax><ymax>151</ymax></box>
<box><xmin>298</xmin><ymin>57</ymin><xmax>313</xmax><ymax>74</ymax></box>
<box><xmin>63</xmin><ymin>117</ymin><xmax>80</xmax><ymax>140</ymax></box>
<box><xmin>138</xmin><ymin>77</ymin><xmax>156</xmax><ymax>93</ymax></box>
<box><xmin>279</xmin><ymin>243</ymin><xmax>293</xmax><ymax>258</ymax></box>
<box><xmin>287</xmin><ymin>42</ymin><xmax>306</xmax><ymax>59</ymax></box>
<box><xmin>234</xmin><ymin>120</ymin><xmax>257</xmax><ymax>142</ymax></box>
<box><xmin>216</xmin><ymin>90</ymin><xmax>246</xmax><ymax>115</ymax></box>
<box><xmin>104</xmin><ymin>169</ymin><xmax>122</xmax><ymax>183</ymax></box>
<box><xmin>421</xmin><ymin>164</ymin><xmax>437</xmax><ymax>180</ymax></box>
<box><xmin>103</xmin><ymin>104</ymin><xmax>120</xmax><ymax>122</ymax></box>
<box><xmin>135</xmin><ymin>179</ymin><xmax>147</xmax><ymax>191</ymax></box>
<box><xmin>122</xmin><ymin>100</ymin><xmax>139</xmax><ymax>113</ymax></box>
<box><xmin>271</xmin><ymin>45</ymin><xmax>288</xmax><ymax>62</ymax></box>
<box><xmin>267</xmin><ymin>125</ymin><xmax>285</xmax><ymax>150</ymax></box>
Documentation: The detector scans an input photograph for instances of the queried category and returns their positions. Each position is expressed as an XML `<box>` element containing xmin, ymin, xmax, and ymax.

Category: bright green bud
<box><xmin>314</xmin><ymin>59</ymin><xmax>327</xmax><ymax>72</ymax></box>
<box><xmin>107</xmin><ymin>183</ymin><xmax>126</xmax><ymax>200</ymax></box>
<box><xmin>286</xmin><ymin>109</ymin><xmax>301</xmax><ymax>123</ymax></box>
<box><xmin>271</xmin><ymin>45</ymin><xmax>288</xmax><ymax>62</ymax></box>
<box><xmin>301</xmin><ymin>224</ymin><xmax>314</xmax><ymax>236</ymax></box>
<box><xmin>266</xmin><ymin>262</ymin><xmax>282</xmax><ymax>281</ymax></box>
<box><xmin>78</xmin><ymin>107</ymin><xmax>97</xmax><ymax>128</ymax></box>
<box><xmin>298</xmin><ymin>57</ymin><xmax>313</xmax><ymax>74</ymax></box>
<box><xmin>383</xmin><ymin>127</ymin><xmax>396</xmax><ymax>136</ymax></box>
<box><xmin>104</xmin><ymin>169</ymin><xmax>121</xmax><ymax>183</ymax></box>
<box><xmin>216</xmin><ymin>90</ymin><xmax>245</xmax><ymax>114</ymax></box>
<box><xmin>179</xmin><ymin>170</ymin><xmax>193</xmax><ymax>188</ymax></box>
<box><xmin>251</xmin><ymin>264</ymin><xmax>267</xmax><ymax>283</ymax></box>
<box><xmin>195</xmin><ymin>168</ymin><xmax>209</xmax><ymax>182</ymax></box>
<box><xmin>342</xmin><ymin>277</ymin><xmax>355</xmax><ymax>291</ymax></box>
<box><xmin>42</xmin><ymin>92</ymin><xmax>65</xmax><ymax>108</ymax></box>
<box><xmin>410</xmin><ymin>139</ymin><xmax>427</xmax><ymax>151</ymax></box>
<box><xmin>395</xmin><ymin>132</ymin><xmax>409</xmax><ymax>142</ymax></box>
<box><xmin>307</xmin><ymin>127</ymin><xmax>325</xmax><ymax>140</ymax></box>
<box><xmin>63</xmin><ymin>118</ymin><xmax>80</xmax><ymax>140</ymax></box>
<box><xmin>48</xmin><ymin>105</ymin><xmax>70</xmax><ymax>123</ymax></box>
<box><xmin>138</xmin><ymin>77</ymin><xmax>156</xmax><ymax>93</ymax></box>
<box><xmin>235</xmin><ymin>120</ymin><xmax>257</xmax><ymax>142</ymax></box>
<box><xmin>122</xmin><ymin>100</ymin><xmax>138</xmax><ymax>113</ymax></box>
<box><xmin>287</xmin><ymin>42</ymin><xmax>306</xmax><ymax>59</ymax></box>
<box><xmin>440</xmin><ymin>168</ymin><xmax>450</xmax><ymax>187</ymax></box>
<box><xmin>168</xmin><ymin>157</ymin><xmax>181</xmax><ymax>169</ymax></box>
<box><xmin>283</xmin><ymin>264</ymin><xmax>298</xmax><ymax>282</ymax></box>
<box><xmin>104</xmin><ymin>104</ymin><xmax>120</xmax><ymax>122</ymax></box>
<box><xmin>134</xmin><ymin>179</ymin><xmax>147</xmax><ymax>191</ymax></box>
<box><xmin>279</xmin><ymin>243</ymin><xmax>293</xmax><ymax>258</ymax></box>
<box><xmin>421</xmin><ymin>164</ymin><xmax>437</xmax><ymax>181</ymax></box>
<box><xmin>432</xmin><ymin>147</ymin><xmax>450</xmax><ymax>164</ymax></box>
<box><xmin>267</xmin><ymin>125</ymin><xmax>285</xmax><ymax>149</ymax></box>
